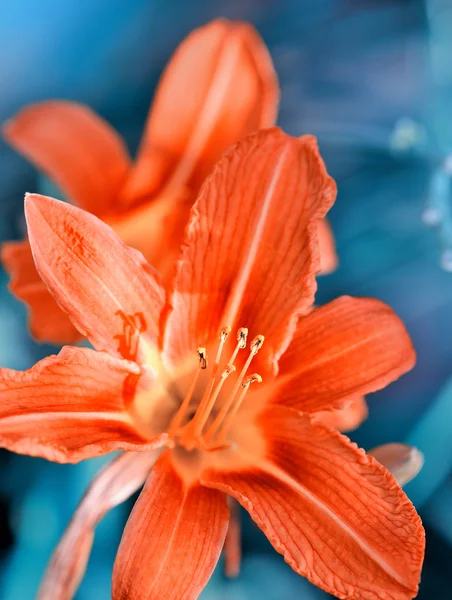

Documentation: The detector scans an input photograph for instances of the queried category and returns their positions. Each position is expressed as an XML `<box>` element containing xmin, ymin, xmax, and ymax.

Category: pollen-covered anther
<box><xmin>237</xmin><ymin>327</ymin><xmax>248</xmax><ymax>348</ymax></box>
<box><xmin>222</xmin><ymin>364</ymin><xmax>236</xmax><ymax>378</ymax></box>
<box><xmin>242</xmin><ymin>373</ymin><xmax>263</xmax><ymax>387</ymax></box>
<box><xmin>220</xmin><ymin>326</ymin><xmax>232</xmax><ymax>342</ymax></box>
<box><xmin>250</xmin><ymin>335</ymin><xmax>264</xmax><ymax>354</ymax></box>
<box><xmin>197</xmin><ymin>347</ymin><xmax>207</xmax><ymax>369</ymax></box>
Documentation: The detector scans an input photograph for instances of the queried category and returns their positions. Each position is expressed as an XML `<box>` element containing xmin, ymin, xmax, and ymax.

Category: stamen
<box><xmin>190</xmin><ymin>364</ymin><xmax>236</xmax><ymax>437</ymax></box>
<box><xmin>168</xmin><ymin>348</ymin><xmax>206</xmax><ymax>435</ymax></box>
<box><xmin>198</xmin><ymin>347</ymin><xmax>208</xmax><ymax>370</ymax></box>
<box><xmin>237</xmin><ymin>328</ymin><xmax>248</xmax><ymax>348</ymax></box>
<box><xmin>203</xmin><ymin>335</ymin><xmax>264</xmax><ymax>443</ymax></box>
<box><xmin>189</xmin><ymin>327</ymin><xmax>247</xmax><ymax>434</ymax></box>
<box><xmin>218</xmin><ymin>326</ymin><xmax>231</xmax><ymax>356</ymax></box>
<box><xmin>187</xmin><ymin>327</ymin><xmax>231</xmax><ymax>433</ymax></box>
<box><xmin>250</xmin><ymin>335</ymin><xmax>264</xmax><ymax>354</ymax></box>
<box><xmin>171</xmin><ymin>329</ymin><xmax>265</xmax><ymax>452</ymax></box>
<box><xmin>214</xmin><ymin>374</ymin><xmax>262</xmax><ymax>445</ymax></box>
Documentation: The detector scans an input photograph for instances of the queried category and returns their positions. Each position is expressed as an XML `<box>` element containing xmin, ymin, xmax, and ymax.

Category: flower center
<box><xmin>168</xmin><ymin>327</ymin><xmax>264</xmax><ymax>452</ymax></box>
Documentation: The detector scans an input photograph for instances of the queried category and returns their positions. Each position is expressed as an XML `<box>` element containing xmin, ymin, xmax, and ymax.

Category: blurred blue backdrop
<box><xmin>0</xmin><ymin>0</ymin><xmax>451</xmax><ymax>598</ymax></box>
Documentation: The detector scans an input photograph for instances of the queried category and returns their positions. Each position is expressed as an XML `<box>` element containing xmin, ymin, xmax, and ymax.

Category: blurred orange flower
<box><xmin>0</xmin><ymin>129</ymin><xmax>423</xmax><ymax>600</ymax></box>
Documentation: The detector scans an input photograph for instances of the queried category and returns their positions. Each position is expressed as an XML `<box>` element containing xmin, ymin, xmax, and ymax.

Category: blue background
<box><xmin>0</xmin><ymin>0</ymin><xmax>451</xmax><ymax>598</ymax></box>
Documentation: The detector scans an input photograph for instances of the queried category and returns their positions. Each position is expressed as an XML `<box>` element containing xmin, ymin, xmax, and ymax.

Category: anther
<box><xmin>220</xmin><ymin>326</ymin><xmax>232</xmax><ymax>341</ymax></box>
<box><xmin>237</xmin><ymin>328</ymin><xmax>248</xmax><ymax>349</ymax></box>
<box><xmin>197</xmin><ymin>347</ymin><xmax>207</xmax><ymax>369</ymax></box>
<box><xmin>242</xmin><ymin>373</ymin><xmax>262</xmax><ymax>387</ymax></box>
<box><xmin>250</xmin><ymin>335</ymin><xmax>264</xmax><ymax>355</ymax></box>
<box><xmin>222</xmin><ymin>364</ymin><xmax>236</xmax><ymax>378</ymax></box>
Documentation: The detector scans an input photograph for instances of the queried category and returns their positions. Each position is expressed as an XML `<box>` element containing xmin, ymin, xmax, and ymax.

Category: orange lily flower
<box><xmin>0</xmin><ymin>130</ymin><xmax>424</xmax><ymax>600</ymax></box>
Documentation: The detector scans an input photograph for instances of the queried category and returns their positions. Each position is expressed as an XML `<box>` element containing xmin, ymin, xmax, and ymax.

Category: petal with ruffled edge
<box><xmin>163</xmin><ymin>129</ymin><xmax>336</xmax><ymax>376</ymax></box>
<box><xmin>0</xmin><ymin>346</ymin><xmax>163</xmax><ymax>463</ymax></box>
<box><xmin>202</xmin><ymin>406</ymin><xmax>425</xmax><ymax>600</ymax></box>
<box><xmin>1</xmin><ymin>240</ymin><xmax>80</xmax><ymax>343</ymax></box>
<box><xmin>273</xmin><ymin>296</ymin><xmax>415</xmax><ymax>414</ymax></box>
<box><xmin>38</xmin><ymin>451</ymin><xmax>160</xmax><ymax>600</ymax></box>
<box><xmin>3</xmin><ymin>101</ymin><xmax>131</xmax><ymax>215</ymax></box>
<box><xmin>121</xmin><ymin>19</ymin><xmax>278</xmax><ymax>207</ymax></box>
<box><xmin>113</xmin><ymin>451</ymin><xmax>229</xmax><ymax>600</ymax></box>
<box><xmin>25</xmin><ymin>194</ymin><xmax>166</xmax><ymax>363</ymax></box>
<box><xmin>313</xmin><ymin>396</ymin><xmax>368</xmax><ymax>433</ymax></box>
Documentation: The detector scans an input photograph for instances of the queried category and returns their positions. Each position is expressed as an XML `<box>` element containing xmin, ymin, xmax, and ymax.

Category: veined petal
<box><xmin>38</xmin><ymin>451</ymin><xmax>160</xmax><ymax>600</ymax></box>
<box><xmin>202</xmin><ymin>406</ymin><xmax>425</xmax><ymax>600</ymax></box>
<box><xmin>121</xmin><ymin>19</ymin><xmax>278</xmax><ymax>207</ymax></box>
<box><xmin>112</xmin><ymin>452</ymin><xmax>229</xmax><ymax>600</ymax></box>
<box><xmin>313</xmin><ymin>396</ymin><xmax>368</xmax><ymax>432</ymax></box>
<box><xmin>25</xmin><ymin>194</ymin><xmax>166</xmax><ymax>363</ymax></box>
<box><xmin>163</xmin><ymin>129</ymin><xmax>336</xmax><ymax>375</ymax></box>
<box><xmin>1</xmin><ymin>240</ymin><xmax>79</xmax><ymax>343</ymax></box>
<box><xmin>274</xmin><ymin>296</ymin><xmax>415</xmax><ymax>413</ymax></box>
<box><xmin>3</xmin><ymin>101</ymin><xmax>131</xmax><ymax>215</ymax></box>
<box><xmin>0</xmin><ymin>346</ymin><xmax>160</xmax><ymax>463</ymax></box>
<box><xmin>318</xmin><ymin>219</ymin><xmax>338</xmax><ymax>274</ymax></box>
<box><xmin>369</xmin><ymin>444</ymin><xmax>424</xmax><ymax>487</ymax></box>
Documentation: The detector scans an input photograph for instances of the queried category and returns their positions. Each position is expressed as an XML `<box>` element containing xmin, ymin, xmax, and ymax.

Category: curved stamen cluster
<box><xmin>168</xmin><ymin>327</ymin><xmax>264</xmax><ymax>451</ymax></box>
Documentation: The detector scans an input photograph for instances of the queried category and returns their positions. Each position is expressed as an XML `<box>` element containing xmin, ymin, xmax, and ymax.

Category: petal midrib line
<box><xmin>163</xmin><ymin>28</ymin><xmax>243</xmax><ymax>194</ymax></box>
<box><xmin>254</xmin><ymin>455</ymin><xmax>412</xmax><ymax>590</ymax></box>
<box><xmin>0</xmin><ymin>411</ymin><xmax>133</xmax><ymax>424</ymax></box>
<box><xmin>279</xmin><ymin>328</ymin><xmax>403</xmax><ymax>384</ymax></box>
<box><xmin>220</xmin><ymin>144</ymin><xmax>290</xmax><ymax>329</ymax></box>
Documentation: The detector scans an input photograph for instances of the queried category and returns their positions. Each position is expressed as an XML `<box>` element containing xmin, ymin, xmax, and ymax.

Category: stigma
<box><xmin>168</xmin><ymin>326</ymin><xmax>264</xmax><ymax>452</ymax></box>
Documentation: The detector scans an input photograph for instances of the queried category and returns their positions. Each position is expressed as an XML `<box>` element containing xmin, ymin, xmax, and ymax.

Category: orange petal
<box><xmin>314</xmin><ymin>396</ymin><xmax>368</xmax><ymax>432</ymax></box>
<box><xmin>3</xmin><ymin>101</ymin><xmax>131</xmax><ymax>215</ymax></box>
<box><xmin>318</xmin><ymin>219</ymin><xmax>338</xmax><ymax>274</ymax></box>
<box><xmin>0</xmin><ymin>346</ymin><xmax>161</xmax><ymax>463</ymax></box>
<box><xmin>274</xmin><ymin>296</ymin><xmax>416</xmax><ymax>413</ymax></box>
<box><xmin>369</xmin><ymin>443</ymin><xmax>424</xmax><ymax>487</ymax></box>
<box><xmin>121</xmin><ymin>18</ymin><xmax>278</xmax><ymax>207</ymax></box>
<box><xmin>25</xmin><ymin>194</ymin><xmax>166</xmax><ymax>362</ymax></box>
<box><xmin>110</xmin><ymin>186</ymin><xmax>195</xmax><ymax>287</ymax></box>
<box><xmin>112</xmin><ymin>452</ymin><xmax>229</xmax><ymax>600</ymax></box>
<box><xmin>1</xmin><ymin>240</ymin><xmax>80</xmax><ymax>344</ymax></box>
<box><xmin>202</xmin><ymin>406</ymin><xmax>425</xmax><ymax>600</ymax></box>
<box><xmin>38</xmin><ymin>451</ymin><xmax>159</xmax><ymax>600</ymax></box>
<box><xmin>223</xmin><ymin>498</ymin><xmax>242</xmax><ymax>579</ymax></box>
<box><xmin>163</xmin><ymin>129</ymin><xmax>336</xmax><ymax>375</ymax></box>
